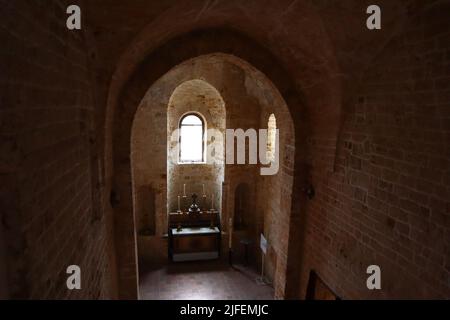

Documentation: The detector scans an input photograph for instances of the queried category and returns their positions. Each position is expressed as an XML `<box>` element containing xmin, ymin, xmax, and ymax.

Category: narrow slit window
<box><xmin>267</xmin><ymin>114</ymin><xmax>277</xmax><ymax>162</ymax></box>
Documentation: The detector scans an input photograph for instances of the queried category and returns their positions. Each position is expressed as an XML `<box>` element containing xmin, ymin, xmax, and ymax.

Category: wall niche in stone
<box><xmin>167</xmin><ymin>80</ymin><xmax>226</xmax><ymax>213</ymax></box>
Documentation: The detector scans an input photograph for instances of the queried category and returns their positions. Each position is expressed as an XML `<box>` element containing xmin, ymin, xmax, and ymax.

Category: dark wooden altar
<box><xmin>168</xmin><ymin>210</ymin><xmax>221</xmax><ymax>262</ymax></box>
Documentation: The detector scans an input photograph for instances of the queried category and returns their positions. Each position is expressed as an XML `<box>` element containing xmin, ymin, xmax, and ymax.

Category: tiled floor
<box><xmin>139</xmin><ymin>260</ymin><xmax>274</xmax><ymax>300</ymax></box>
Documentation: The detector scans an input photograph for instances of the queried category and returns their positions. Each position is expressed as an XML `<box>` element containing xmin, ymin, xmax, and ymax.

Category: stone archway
<box><xmin>109</xmin><ymin>29</ymin><xmax>327</xmax><ymax>299</ymax></box>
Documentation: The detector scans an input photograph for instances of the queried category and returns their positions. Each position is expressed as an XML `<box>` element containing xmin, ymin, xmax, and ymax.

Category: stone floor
<box><xmin>138</xmin><ymin>260</ymin><xmax>274</xmax><ymax>300</ymax></box>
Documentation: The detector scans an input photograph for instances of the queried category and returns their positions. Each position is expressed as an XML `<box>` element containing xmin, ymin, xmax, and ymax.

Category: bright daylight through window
<box><xmin>179</xmin><ymin>114</ymin><xmax>204</xmax><ymax>163</ymax></box>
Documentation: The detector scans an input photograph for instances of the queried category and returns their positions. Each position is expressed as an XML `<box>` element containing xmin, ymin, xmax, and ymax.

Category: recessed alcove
<box><xmin>167</xmin><ymin>79</ymin><xmax>226</xmax><ymax>214</ymax></box>
<box><xmin>130</xmin><ymin>53</ymin><xmax>294</xmax><ymax>298</ymax></box>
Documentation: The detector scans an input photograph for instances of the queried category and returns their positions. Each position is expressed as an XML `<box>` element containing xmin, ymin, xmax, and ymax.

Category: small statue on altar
<box><xmin>188</xmin><ymin>193</ymin><xmax>201</xmax><ymax>214</ymax></box>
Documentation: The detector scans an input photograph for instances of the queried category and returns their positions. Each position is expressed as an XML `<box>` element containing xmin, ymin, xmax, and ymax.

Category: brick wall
<box><xmin>0</xmin><ymin>0</ymin><xmax>115</xmax><ymax>298</ymax></box>
<box><xmin>3</xmin><ymin>0</ymin><xmax>448</xmax><ymax>300</ymax></box>
<box><xmin>297</xmin><ymin>5</ymin><xmax>450</xmax><ymax>299</ymax></box>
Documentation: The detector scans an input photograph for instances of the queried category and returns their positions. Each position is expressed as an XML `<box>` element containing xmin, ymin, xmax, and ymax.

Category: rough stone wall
<box><xmin>0</xmin><ymin>0</ymin><xmax>115</xmax><ymax>299</ymax></box>
<box><xmin>297</xmin><ymin>5</ymin><xmax>450</xmax><ymax>299</ymax></box>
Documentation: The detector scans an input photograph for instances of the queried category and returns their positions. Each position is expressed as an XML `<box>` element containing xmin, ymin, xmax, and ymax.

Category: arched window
<box><xmin>267</xmin><ymin>114</ymin><xmax>277</xmax><ymax>162</ymax></box>
<box><xmin>179</xmin><ymin>113</ymin><xmax>205</xmax><ymax>163</ymax></box>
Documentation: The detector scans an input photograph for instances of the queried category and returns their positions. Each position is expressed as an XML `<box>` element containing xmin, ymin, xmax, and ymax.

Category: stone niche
<box><xmin>167</xmin><ymin>79</ymin><xmax>226</xmax><ymax>213</ymax></box>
